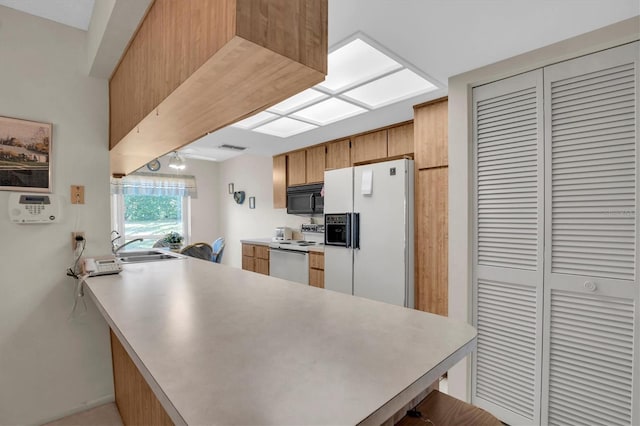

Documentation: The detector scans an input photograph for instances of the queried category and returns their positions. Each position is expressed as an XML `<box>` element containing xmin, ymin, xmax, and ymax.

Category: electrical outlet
<box><xmin>71</xmin><ymin>185</ymin><xmax>85</xmax><ymax>204</ymax></box>
<box><xmin>71</xmin><ymin>232</ymin><xmax>85</xmax><ymax>250</ymax></box>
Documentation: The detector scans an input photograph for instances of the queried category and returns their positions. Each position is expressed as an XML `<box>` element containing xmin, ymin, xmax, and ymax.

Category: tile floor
<box><xmin>42</xmin><ymin>403</ymin><xmax>122</xmax><ymax>426</ymax></box>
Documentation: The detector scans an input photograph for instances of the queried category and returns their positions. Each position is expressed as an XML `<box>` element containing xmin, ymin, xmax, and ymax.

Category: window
<box><xmin>111</xmin><ymin>173</ymin><xmax>196</xmax><ymax>249</ymax></box>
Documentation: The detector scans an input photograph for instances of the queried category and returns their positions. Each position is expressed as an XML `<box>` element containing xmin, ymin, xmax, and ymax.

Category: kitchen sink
<box><xmin>117</xmin><ymin>249</ymin><xmax>185</xmax><ymax>264</ymax></box>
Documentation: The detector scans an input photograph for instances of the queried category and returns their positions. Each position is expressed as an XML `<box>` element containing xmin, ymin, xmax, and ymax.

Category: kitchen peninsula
<box><xmin>84</xmin><ymin>258</ymin><xmax>476</xmax><ymax>425</ymax></box>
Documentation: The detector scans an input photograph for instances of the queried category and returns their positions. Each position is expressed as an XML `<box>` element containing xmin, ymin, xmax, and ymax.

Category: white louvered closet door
<box><xmin>542</xmin><ymin>42</ymin><xmax>639</xmax><ymax>426</ymax></box>
<box><xmin>472</xmin><ymin>70</ymin><xmax>544</xmax><ymax>426</ymax></box>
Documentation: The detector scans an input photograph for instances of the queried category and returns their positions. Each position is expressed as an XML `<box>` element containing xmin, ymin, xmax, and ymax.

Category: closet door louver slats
<box><xmin>542</xmin><ymin>42</ymin><xmax>639</xmax><ymax>426</ymax></box>
<box><xmin>476</xmin><ymin>279</ymin><xmax>537</xmax><ymax>420</ymax></box>
<box><xmin>472</xmin><ymin>70</ymin><xmax>543</xmax><ymax>426</ymax></box>
<box><xmin>547</xmin><ymin>292</ymin><xmax>634</xmax><ymax>426</ymax></box>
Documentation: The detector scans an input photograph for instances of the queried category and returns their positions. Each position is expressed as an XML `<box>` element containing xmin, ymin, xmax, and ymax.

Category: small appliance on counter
<box><xmin>273</xmin><ymin>226</ymin><xmax>293</xmax><ymax>242</ymax></box>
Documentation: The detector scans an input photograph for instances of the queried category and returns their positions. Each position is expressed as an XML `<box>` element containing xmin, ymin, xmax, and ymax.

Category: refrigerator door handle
<box><xmin>345</xmin><ymin>213</ymin><xmax>352</xmax><ymax>248</ymax></box>
<box><xmin>352</xmin><ymin>213</ymin><xmax>360</xmax><ymax>249</ymax></box>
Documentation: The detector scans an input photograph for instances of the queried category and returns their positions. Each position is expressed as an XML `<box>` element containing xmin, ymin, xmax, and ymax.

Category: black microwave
<box><xmin>287</xmin><ymin>183</ymin><xmax>324</xmax><ymax>216</ymax></box>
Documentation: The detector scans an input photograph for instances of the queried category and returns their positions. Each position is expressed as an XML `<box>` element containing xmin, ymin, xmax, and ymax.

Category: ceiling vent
<box><xmin>218</xmin><ymin>144</ymin><xmax>247</xmax><ymax>151</ymax></box>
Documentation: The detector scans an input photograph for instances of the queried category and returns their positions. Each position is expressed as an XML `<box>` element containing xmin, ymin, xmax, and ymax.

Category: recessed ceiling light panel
<box><xmin>268</xmin><ymin>88</ymin><xmax>329</xmax><ymax>115</ymax></box>
<box><xmin>316</xmin><ymin>38</ymin><xmax>402</xmax><ymax>93</ymax></box>
<box><xmin>231</xmin><ymin>111</ymin><xmax>277</xmax><ymax>129</ymax></box>
<box><xmin>342</xmin><ymin>69</ymin><xmax>437</xmax><ymax>108</ymax></box>
<box><xmin>291</xmin><ymin>98</ymin><xmax>367</xmax><ymax>126</ymax></box>
<box><xmin>253</xmin><ymin>117</ymin><xmax>318</xmax><ymax>138</ymax></box>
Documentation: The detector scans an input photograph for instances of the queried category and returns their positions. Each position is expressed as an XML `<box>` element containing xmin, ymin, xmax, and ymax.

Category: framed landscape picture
<box><xmin>0</xmin><ymin>116</ymin><xmax>52</xmax><ymax>192</ymax></box>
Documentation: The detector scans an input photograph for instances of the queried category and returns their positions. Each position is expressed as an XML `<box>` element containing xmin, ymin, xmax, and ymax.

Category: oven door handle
<box><xmin>269</xmin><ymin>248</ymin><xmax>308</xmax><ymax>255</ymax></box>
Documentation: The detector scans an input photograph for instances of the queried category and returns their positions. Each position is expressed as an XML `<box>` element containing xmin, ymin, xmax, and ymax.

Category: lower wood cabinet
<box><xmin>242</xmin><ymin>243</ymin><xmax>269</xmax><ymax>275</ymax></box>
<box><xmin>309</xmin><ymin>251</ymin><xmax>324</xmax><ymax>288</ymax></box>
<box><xmin>111</xmin><ymin>330</ymin><xmax>173</xmax><ymax>425</ymax></box>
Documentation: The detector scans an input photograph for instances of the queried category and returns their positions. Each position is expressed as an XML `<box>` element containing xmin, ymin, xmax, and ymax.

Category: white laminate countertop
<box><xmin>240</xmin><ymin>238</ymin><xmax>273</xmax><ymax>246</ymax></box>
<box><xmin>84</xmin><ymin>258</ymin><xmax>476</xmax><ymax>425</ymax></box>
<box><xmin>241</xmin><ymin>238</ymin><xmax>325</xmax><ymax>252</ymax></box>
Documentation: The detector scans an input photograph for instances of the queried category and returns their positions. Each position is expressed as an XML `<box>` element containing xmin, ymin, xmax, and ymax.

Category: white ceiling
<box><xmin>0</xmin><ymin>0</ymin><xmax>95</xmax><ymax>30</ymax></box>
<box><xmin>1</xmin><ymin>0</ymin><xmax>637</xmax><ymax>163</ymax></box>
<box><xmin>186</xmin><ymin>0</ymin><xmax>639</xmax><ymax>162</ymax></box>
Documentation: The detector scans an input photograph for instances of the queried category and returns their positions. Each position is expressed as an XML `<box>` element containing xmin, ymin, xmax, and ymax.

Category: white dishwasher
<box><xmin>269</xmin><ymin>245</ymin><xmax>309</xmax><ymax>285</ymax></box>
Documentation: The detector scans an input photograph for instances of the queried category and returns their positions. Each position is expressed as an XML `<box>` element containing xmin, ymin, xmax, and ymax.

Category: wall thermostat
<box><xmin>8</xmin><ymin>193</ymin><xmax>61</xmax><ymax>224</ymax></box>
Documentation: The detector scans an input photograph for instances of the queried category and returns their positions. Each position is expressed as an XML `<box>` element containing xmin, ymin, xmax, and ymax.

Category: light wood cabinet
<box><xmin>254</xmin><ymin>246</ymin><xmax>269</xmax><ymax>275</ymax></box>
<box><xmin>388</xmin><ymin>122</ymin><xmax>414</xmax><ymax>157</ymax></box>
<box><xmin>414</xmin><ymin>99</ymin><xmax>448</xmax><ymax>169</ymax></box>
<box><xmin>309</xmin><ymin>252</ymin><xmax>324</xmax><ymax>288</ymax></box>
<box><xmin>241</xmin><ymin>243</ymin><xmax>269</xmax><ymax>275</ymax></box>
<box><xmin>287</xmin><ymin>151</ymin><xmax>306</xmax><ymax>186</ymax></box>
<box><xmin>415</xmin><ymin>168</ymin><xmax>448</xmax><ymax>315</ymax></box>
<box><xmin>306</xmin><ymin>145</ymin><xmax>326</xmax><ymax>183</ymax></box>
<box><xmin>111</xmin><ymin>330</ymin><xmax>172</xmax><ymax>425</ymax></box>
<box><xmin>273</xmin><ymin>154</ymin><xmax>287</xmax><ymax>208</ymax></box>
<box><xmin>109</xmin><ymin>0</ymin><xmax>328</xmax><ymax>176</ymax></box>
<box><xmin>352</xmin><ymin>129</ymin><xmax>388</xmax><ymax>164</ymax></box>
<box><xmin>325</xmin><ymin>139</ymin><xmax>351</xmax><ymax>170</ymax></box>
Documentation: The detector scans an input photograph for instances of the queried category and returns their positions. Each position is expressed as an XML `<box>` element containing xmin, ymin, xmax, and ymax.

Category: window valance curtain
<box><xmin>110</xmin><ymin>173</ymin><xmax>197</xmax><ymax>197</ymax></box>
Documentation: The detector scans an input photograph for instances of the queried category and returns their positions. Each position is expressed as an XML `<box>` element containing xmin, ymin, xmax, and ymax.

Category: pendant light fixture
<box><xmin>168</xmin><ymin>151</ymin><xmax>186</xmax><ymax>170</ymax></box>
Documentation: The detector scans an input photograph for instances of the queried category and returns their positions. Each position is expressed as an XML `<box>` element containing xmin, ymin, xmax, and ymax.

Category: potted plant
<box><xmin>163</xmin><ymin>231</ymin><xmax>184</xmax><ymax>250</ymax></box>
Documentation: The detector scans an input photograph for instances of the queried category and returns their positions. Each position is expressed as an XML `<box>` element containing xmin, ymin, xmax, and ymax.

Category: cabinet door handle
<box><xmin>584</xmin><ymin>281</ymin><xmax>597</xmax><ymax>292</ymax></box>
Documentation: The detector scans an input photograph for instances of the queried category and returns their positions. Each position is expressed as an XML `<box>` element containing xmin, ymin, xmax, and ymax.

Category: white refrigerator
<box><xmin>323</xmin><ymin>158</ymin><xmax>414</xmax><ymax>308</ymax></box>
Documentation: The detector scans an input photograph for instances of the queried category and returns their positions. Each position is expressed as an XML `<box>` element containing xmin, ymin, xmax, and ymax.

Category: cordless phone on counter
<box><xmin>84</xmin><ymin>257</ymin><xmax>122</xmax><ymax>276</ymax></box>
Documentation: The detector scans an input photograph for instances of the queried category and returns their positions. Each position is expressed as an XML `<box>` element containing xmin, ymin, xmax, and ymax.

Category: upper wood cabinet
<box><xmin>352</xmin><ymin>130</ymin><xmax>388</xmax><ymax>164</ymax></box>
<box><xmin>388</xmin><ymin>122</ymin><xmax>414</xmax><ymax>157</ymax></box>
<box><xmin>287</xmin><ymin>146</ymin><xmax>325</xmax><ymax>186</ymax></box>
<box><xmin>109</xmin><ymin>0</ymin><xmax>327</xmax><ymax>176</ymax></box>
<box><xmin>287</xmin><ymin>151</ymin><xmax>306</xmax><ymax>186</ymax></box>
<box><xmin>273</xmin><ymin>154</ymin><xmax>287</xmax><ymax>209</ymax></box>
<box><xmin>306</xmin><ymin>145</ymin><xmax>326</xmax><ymax>183</ymax></box>
<box><xmin>414</xmin><ymin>99</ymin><xmax>448</xmax><ymax>169</ymax></box>
<box><xmin>325</xmin><ymin>138</ymin><xmax>351</xmax><ymax>170</ymax></box>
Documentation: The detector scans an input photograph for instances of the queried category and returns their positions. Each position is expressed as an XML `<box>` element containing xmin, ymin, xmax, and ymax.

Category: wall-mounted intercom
<box><xmin>8</xmin><ymin>193</ymin><xmax>61</xmax><ymax>223</ymax></box>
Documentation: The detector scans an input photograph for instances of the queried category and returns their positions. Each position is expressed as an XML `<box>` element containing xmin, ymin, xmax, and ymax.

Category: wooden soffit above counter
<box><xmin>109</xmin><ymin>0</ymin><xmax>327</xmax><ymax>176</ymax></box>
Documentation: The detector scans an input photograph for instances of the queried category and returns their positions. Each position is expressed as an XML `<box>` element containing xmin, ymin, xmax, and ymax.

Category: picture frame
<box><xmin>249</xmin><ymin>196</ymin><xmax>256</xmax><ymax>209</ymax></box>
<box><xmin>0</xmin><ymin>116</ymin><xmax>52</xmax><ymax>193</ymax></box>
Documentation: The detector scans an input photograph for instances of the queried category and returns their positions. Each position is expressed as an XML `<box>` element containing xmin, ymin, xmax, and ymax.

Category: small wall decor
<box><xmin>249</xmin><ymin>196</ymin><xmax>256</xmax><ymax>209</ymax></box>
<box><xmin>0</xmin><ymin>116</ymin><xmax>52</xmax><ymax>192</ymax></box>
<box><xmin>233</xmin><ymin>190</ymin><xmax>245</xmax><ymax>204</ymax></box>
<box><xmin>228</xmin><ymin>183</ymin><xmax>234</xmax><ymax>194</ymax></box>
<box><xmin>146</xmin><ymin>159</ymin><xmax>161</xmax><ymax>171</ymax></box>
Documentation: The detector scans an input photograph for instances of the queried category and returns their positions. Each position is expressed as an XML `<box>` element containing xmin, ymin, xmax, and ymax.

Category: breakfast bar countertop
<box><xmin>84</xmin><ymin>258</ymin><xmax>476</xmax><ymax>425</ymax></box>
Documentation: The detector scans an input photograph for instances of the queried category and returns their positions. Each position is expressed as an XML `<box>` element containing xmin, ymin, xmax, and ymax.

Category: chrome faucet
<box><xmin>111</xmin><ymin>231</ymin><xmax>143</xmax><ymax>254</ymax></box>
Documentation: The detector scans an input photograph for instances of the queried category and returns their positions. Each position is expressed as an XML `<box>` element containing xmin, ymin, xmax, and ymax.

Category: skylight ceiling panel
<box><xmin>231</xmin><ymin>111</ymin><xmax>278</xmax><ymax>129</ymax></box>
<box><xmin>342</xmin><ymin>69</ymin><xmax>438</xmax><ymax>109</ymax></box>
<box><xmin>252</xmin><ymin>117</ymin><xmax>318</xmax><ymax>138</ymax></box>
<box><xmin>316</xmin><ymin>38</ymin><xmax>403</xmax><ymax>93</ymax></box>
<box><xmin>291</xmin><ymin>98</ymin><xmax>367</xmax><ymax>126</ymax></box>
<box><xmin>268</xmin><ymin>88</ymin><xmax>329</xmax><ymax>115</ymax></box>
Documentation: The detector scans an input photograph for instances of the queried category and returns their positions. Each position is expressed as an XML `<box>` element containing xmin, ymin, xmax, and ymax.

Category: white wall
<box><xmin>0</xmin><ymin>7</ymin><xmax>114</xmax><ymax>425</ymax></box>
<box><xmin>447</xmin><ymin>17</ymin><xmax>640</xmax><ymax>402</ymax></box>
<box><xmin>218</xmin><ymin>154</ymin><xmax>311</xmax><ymax>268</ymax></box>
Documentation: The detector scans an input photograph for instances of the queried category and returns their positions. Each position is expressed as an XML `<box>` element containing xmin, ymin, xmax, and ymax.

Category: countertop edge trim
<box><xmin>83</xmin><ymin>280</ymin><xmax>188</xmax><ymax>426</ymax></box>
